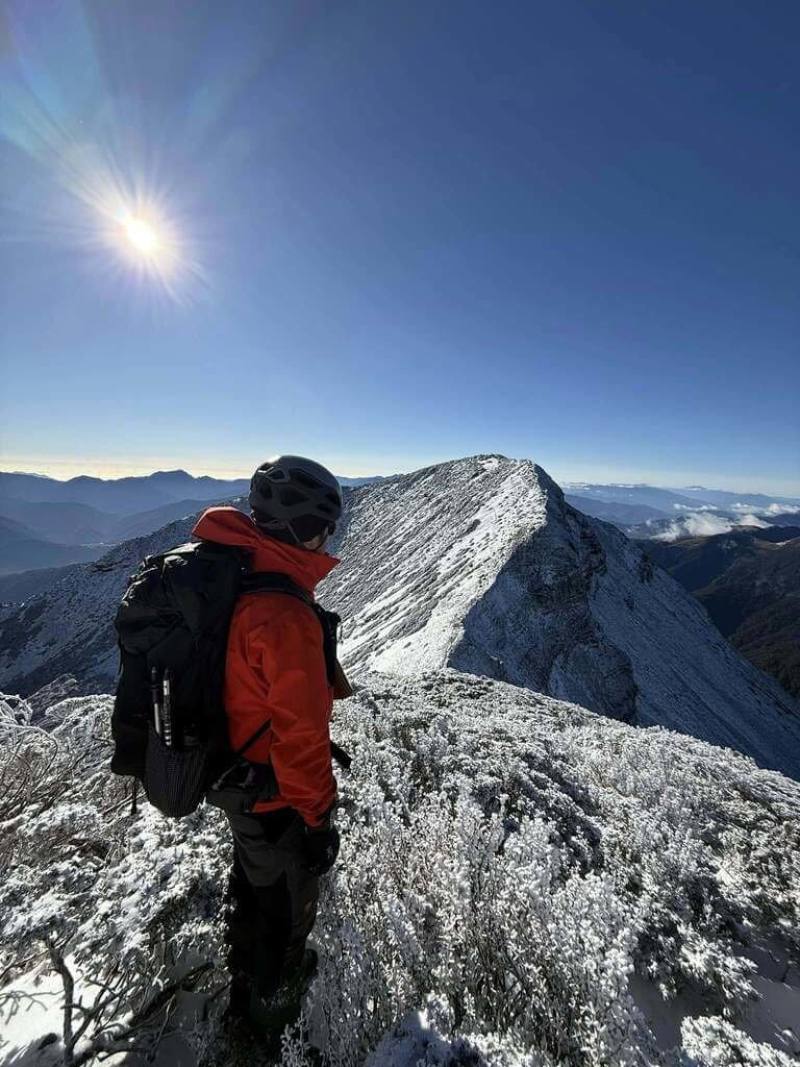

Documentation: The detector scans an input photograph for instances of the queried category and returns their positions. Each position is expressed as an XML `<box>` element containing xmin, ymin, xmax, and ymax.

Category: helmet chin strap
<box><xmin>253</xmin><ymin>513</ymin><xmax>305</xmax><ymax>548</ymax></box>
<box><xmin>283</xmin><ymin>521</ymin><xmax>303</xmax><ymax>547</ymax></box>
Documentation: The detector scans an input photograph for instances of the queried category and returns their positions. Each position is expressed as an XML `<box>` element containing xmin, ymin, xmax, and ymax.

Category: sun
<box><xmin>96</xmin><ymin>185</ymin><xmax>199</xmax><ymax>298</ymax></box>
<box><xmin>109</xmin><ymin>205</ymin><xmax>188</xmax><ymax>292</ymax></box>
<box><xmin>120</xmin><ymin>214</ymin><xmax>161</xmax><ymax>258</ymax></box>
<box><xmin>121</xmin><ymin>215</ymin><xmax>160</xmax><ymax>257</ymax></box>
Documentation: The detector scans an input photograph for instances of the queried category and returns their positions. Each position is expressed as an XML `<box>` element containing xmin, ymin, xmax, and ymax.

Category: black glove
<box><xmin>303</xmin><ymin>822</ymin><xmax>340</xmax><ymax>876</ymax></box>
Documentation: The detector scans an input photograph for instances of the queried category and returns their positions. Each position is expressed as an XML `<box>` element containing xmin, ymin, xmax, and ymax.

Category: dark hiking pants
<box><xmin>225</xmin><ymin>807</ymin><xmax>319</xmax><ymax>1003</ymax></box>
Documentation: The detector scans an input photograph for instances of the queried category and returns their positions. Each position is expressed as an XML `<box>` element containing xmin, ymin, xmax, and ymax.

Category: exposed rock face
<box><xmin>1</xmin><ymin>456</ymin><xmax>798</xmax><ymax>777</ymax></box>
<box><xmin>449</xmin><ymin>469</ymin><xmax>638</xmax><ymax>722</ymax></box>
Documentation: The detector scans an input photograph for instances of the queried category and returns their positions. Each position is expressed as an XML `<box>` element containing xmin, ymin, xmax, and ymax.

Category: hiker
<box><xmin>191</xmin><ymin>456</ymin><xmax>344</xmax><ymax>1041</ymax></box>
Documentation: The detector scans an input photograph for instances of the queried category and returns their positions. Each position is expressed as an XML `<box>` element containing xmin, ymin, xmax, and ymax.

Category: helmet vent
<box><xmin>291</xmin><ymin>470</ymin><xmax>321</xmax><ymax>490</ymax></box>
<box><xmin>279</xmin><ymin>487</ymin><xmax>306</xmax><ymax>507</ymax></box>
<box><xmin>266</xmin><ymin>468</ymin><xmax>289</xmax><ymax>482</ymax></box>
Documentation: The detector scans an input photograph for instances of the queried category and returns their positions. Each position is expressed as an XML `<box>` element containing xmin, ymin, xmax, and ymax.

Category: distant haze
<box><xmin>2</xmin><ymin>457</ymin><xmax>797</xmax><ymax>499</ymax></box>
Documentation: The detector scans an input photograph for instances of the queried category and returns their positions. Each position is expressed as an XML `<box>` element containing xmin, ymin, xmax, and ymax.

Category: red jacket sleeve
<box><xmin>248</xmin><ymin>603</ymin><xmax>336</xmax><ymax>828</ymax></box>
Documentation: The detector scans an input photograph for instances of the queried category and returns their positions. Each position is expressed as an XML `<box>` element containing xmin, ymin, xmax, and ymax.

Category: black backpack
<box><xmin>111</xmin><ymin>539</ymin><xmax>342</xmax><ymax>818</ymax></box>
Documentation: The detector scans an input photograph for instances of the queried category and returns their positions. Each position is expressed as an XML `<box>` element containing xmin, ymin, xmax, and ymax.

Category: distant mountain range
<box><xmin>0</xmin><ymin>469</ymin><xmax>380</xmax><ymax>574</ymax></box>
<box><xmin>564</xmin><ymin>481</ymin><xmax>800</xmax><ymax>541</ymax></box>
<box><xmin>565</xmin><ymin>495</ymin><xmax>667</xmax><ymax>525</ymax></box>
<box><xmin>0</xmin><ymin>516</ymin><xmax>107</xmax><ymax>576</ymax></box>
<box><xmin>0</xmin><ymin>469</ymin><xmax>252</xmax><ymax>515</ymax></box>
<box><xmin>564</xmin><ymin>481</ymin><xmax>800</xmax><ymax>511</ymax></box>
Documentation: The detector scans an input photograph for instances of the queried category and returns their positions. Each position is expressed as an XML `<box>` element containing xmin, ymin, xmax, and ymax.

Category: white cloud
<box><xmin>654</xmin><ymin>512</ymin><xmax>769</xmax><ymax>542</ymax></box>
<box><xmin>728</xmin><ymin>501</ymin><xmax>800</xmax><ymax>517</ymax></box>
<box><xmin>673</xmin><ymin>503</ymin><xmax>718</xmax><ymax>512</ymax></box>
<box><xmin>737</xmin><ymin>514</ymin><xmax>771</xmax><ymax>528</ymax></box>
<box><xmin>654</xmin><ymin>514</ymin><xmax>736</xmax><ymax>541</ymax></box>
<box><xmin>765</xmin><ymin>502</ymin><xmax>800</xmax><ymax>515</ymax></box>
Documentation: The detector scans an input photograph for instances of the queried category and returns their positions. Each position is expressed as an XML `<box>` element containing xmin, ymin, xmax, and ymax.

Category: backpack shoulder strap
<box><xmin>240</xmin><ymin>570</ymin><xmax>315</xmax><ymax>606</ymax></box>
<box><xmin>239</xmin><ymin>571</ymin><xmax>340</xmax><ymax>685</ymax></box>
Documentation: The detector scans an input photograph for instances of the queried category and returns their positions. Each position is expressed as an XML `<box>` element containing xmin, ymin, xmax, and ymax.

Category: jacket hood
<box><xmin>192</xmin><ymin>506</ymin><xmax>338</xmax><ymax>594</ymax></box>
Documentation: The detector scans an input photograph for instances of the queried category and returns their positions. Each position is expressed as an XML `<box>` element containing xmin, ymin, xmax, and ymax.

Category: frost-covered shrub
<box><xmin>2</xmin><ymin>671</ymin><xmax>799</xmax><ymax>1066</ymax></box>
<box><xmin>681</xmin><ymin>1015</ymin><xmax>796</xmax><ymax>1066</ymax></box>
<box><xmin>304</xmin><ymin>673</ymin><xmax>799</xmax><ymax>1066</ymax></box>
<box><xmin>0</xmin><ymin>696</ymin><xmax>228</xmax><ymax>1064</ymax></box>
<box><xmin>314</xmin><ymin>791</ymin><xmax>646</xmax><ymax>1065</ymax></box>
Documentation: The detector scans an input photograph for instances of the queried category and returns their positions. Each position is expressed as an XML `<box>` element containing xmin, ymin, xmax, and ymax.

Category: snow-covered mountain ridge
<box><xmin>1</xmin><ymin>455</ymin><xmax>798</xmax><ymax>776</ymax></box>
<box><xmin>322</xmin><ymin>456</ymin><xmax>800</xmax><ymax>777</ymax></box>
<box><xmin>1</xmin><ymin>672</ymin><xmax>798</xmax><ymax>1065</ymax></box>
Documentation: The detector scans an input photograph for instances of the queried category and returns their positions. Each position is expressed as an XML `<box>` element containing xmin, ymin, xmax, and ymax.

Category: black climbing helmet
<box><xmin>249</xmin><ymin>455</ymin><xmax>343</xmax><ymax>545</ymax></box>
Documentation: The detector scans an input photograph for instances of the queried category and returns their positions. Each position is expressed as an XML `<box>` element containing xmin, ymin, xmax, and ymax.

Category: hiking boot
<box><xmin>296</xmin><ymin>947</ymin><xmax>319</xmax><ymax>986</ymax></box>
<box><xmin>245</xmin><ymin>949</ymin><xmax>319</xmax><ymax>1052</ymax></box>
<box><xmin>225</xmin><ymin>973</ymin><xmax>251</xmax><ymax>1020</ymax></box>
<box><xmin>203</xmin><ymin>1005</ymin><xmax>271</xmax><ymax>1067</ymax></box>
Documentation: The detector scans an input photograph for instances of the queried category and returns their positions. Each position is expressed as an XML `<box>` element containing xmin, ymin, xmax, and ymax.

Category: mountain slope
<box><xmin>0</xmin><ymin>516</ymin><xmax>201</xmax><ymax>694</ymax></box>
<box><xmin>646</xmin><ymin>527</ymin><xmax>800</xmax><ymax>595</ymax></box>
<box><xmin>0</xmin><ymin>516</ymin><xmax>107</xmax><ymax>575</ymax></box>
<box><xmin>322</xmin><ymin>456</ymin><xmax>800</xmax><ymax>777</ymax></box>
<box><xmin>0</xmin><ymin>499</ymin><xmax>115</xmax><ymax>544</ymax></box>
<box><xmin>1</xmin><ymin>671</ymin><xmax>798</xmax><ymax>1065</ymax></box>
<box><xmin>0</xmin><ymin>562</ymin><xmax>84</xmax><ymax>605</ymax></box>
<box><xmin>648</xmin><ymin>528</ymin><xmax>800</xmax><ymax>698</ymax></box>
<box><xmin>0</xmin><ymin>514</ymin><xmax>40</xmax><ymax>543</ymax></box>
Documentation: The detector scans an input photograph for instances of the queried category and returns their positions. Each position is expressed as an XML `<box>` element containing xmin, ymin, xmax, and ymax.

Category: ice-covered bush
<box><xmin>0</xmin><ymin>695</ymin><xmax>229</xmax><ymax>1064</ymax></box>
<box><xmin>1</xmin><ymin>671</ymin><xmax>798</xmax><ymax>1066</ymax></box>
<box><xmin>305</xmin><ymin>674</ymin><xmax>799</xmax><ymax>1066</ymax></box>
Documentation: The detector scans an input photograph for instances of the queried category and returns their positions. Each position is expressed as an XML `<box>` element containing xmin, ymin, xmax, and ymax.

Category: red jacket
<box><xmin>192</xmin><ymin>506</ymin><xmax>339</xmax><ymax>828</ymax></box>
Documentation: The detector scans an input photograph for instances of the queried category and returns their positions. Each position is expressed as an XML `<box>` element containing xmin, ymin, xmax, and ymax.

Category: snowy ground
<box><xmin>2</xmin><ymin>675</ymin><xmax>799</xmax><ymax>1066</ymax></box>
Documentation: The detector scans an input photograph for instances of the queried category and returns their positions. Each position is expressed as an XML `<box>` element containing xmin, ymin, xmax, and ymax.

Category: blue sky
<box><xmin>1</xmin><ymin>1</ymin><xmax>798</xmax><ymax>494</ymax></box>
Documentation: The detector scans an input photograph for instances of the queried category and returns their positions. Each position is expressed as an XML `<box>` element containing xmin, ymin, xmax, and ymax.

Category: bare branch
<box><xmin>46</xmin><ymin>938</ymin><xmax>76</xmax><ymax>1064</ymax></box>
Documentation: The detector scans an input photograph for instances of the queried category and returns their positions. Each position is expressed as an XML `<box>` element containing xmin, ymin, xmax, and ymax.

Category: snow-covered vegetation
<box><xmin>2</xmin><ymin>673</ymin><xmax>798</xmax><ymax>1065</ymax></box>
